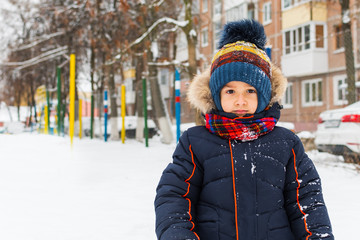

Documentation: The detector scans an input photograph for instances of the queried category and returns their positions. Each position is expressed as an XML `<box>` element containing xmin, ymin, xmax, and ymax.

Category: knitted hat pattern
<box><xmin>210</xmin><ymin>19</ymin><xmax>272</xmax><ymax>113</ymax></box>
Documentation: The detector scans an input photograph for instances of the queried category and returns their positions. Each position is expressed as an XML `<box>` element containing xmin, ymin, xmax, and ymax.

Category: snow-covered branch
<box><xmin>148</xmin><ymin>60</ymin><xmax>181</xmax><ymax>67</ymax></box>
<box><xmin>12</xmin><ymin>31</ymin><xmax>65</xmax><ymax>51</ymax></box>
<box><xmin>158</xmin><ymin>25</ymin><xmax>179</xmax><ymax>37</ymax></box>
<box><xmin>1</xmin><ymin>46</ymin><xmax>68</xmax><ymax>71</ymax></box>
<box><xmin>149</xmin><ymin>0</ymin><xmax>166</xmax><ymax>8</ymax></box>
<box><xmin>132</xmin><ymin>17</ymin><xmax>187</xmax><ymax>46</ymax></box>
<box><xmin>112</xmin><ymin>17</ymin><xmax>188</xmax><ymax>61</ymax></box>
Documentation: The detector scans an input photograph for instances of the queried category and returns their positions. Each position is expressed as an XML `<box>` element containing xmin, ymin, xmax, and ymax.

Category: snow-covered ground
<box><xmin>0</xmin><ymin>131</ymin><xmax>359</xmax><ymax>240</ymax></box>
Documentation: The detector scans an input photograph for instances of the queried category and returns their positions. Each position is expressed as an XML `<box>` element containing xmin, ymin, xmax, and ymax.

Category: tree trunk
<box><xmin>97</xmin><ymin>88</ymin><xmax>104</xmax><ymax>138</ymax></box>
<box><xmin>97</xmin><ymin>54</ymin><xmax>105</xmax><ymax>139</ymax></box>
<box><xmin>108</xmin><ymin>64</ymin><xmax>119</xmax><ymax>140</ymax></box>
<box><xmin>340</xmin><ymin>0</ymin><xmax>356</xmax><ymax>104</ymax></box>
<box><xmin>30</xmin><ymin>77</ymin><xmax>37</xmax><ymax>124</ymax></box>
<box><xmin>182</xmin><ymin>0</ymin><xmax>204</xmax><ymax>125</ymax></box>
<box><xmin>147</xmin><ymin>51</ymin><xmax>173</xmax><ymax>144</ymax></box>
<box><xmin>183</xmin><ymin>0</ymin><xmax>197</xmax><ymax>80</ymax></box>
<box><xmin>135</xmin><ymin>55</ymin><xmax>145</xmax><ymax>142</ymax></box>
<box><xmin>90</xmin><ymin>44</ymin><xmax>95</xmax><ymax>138</ymax></box>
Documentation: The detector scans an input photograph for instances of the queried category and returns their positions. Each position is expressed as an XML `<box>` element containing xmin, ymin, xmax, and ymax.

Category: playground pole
<box><xmin>46</xmin><ymin>90</ymin><xmax>50</xmax><ymax>134</ymax></box>
<box><xmin>69</xmin><ymin>54</ymin><xmax>76</xmax><ymax>147</ymax></box>
<box><xmin>57</xmin><ymin>67</ymin><xmax>62</xmax><ymax>136</ymax></box>
<box><xmin>104</xmin><ymin>90</ymin><xmax>108</xmax><ymax>142</ymax></box>
<box><xmin>266</xmin><ymin>46</ymin><xmax>272</xmax><ymax>60</ymax></box>
<box><xmin>62</xmin><ymin>103</ymin><xmax>66</xmax><ymax>136</ymax></box>
<box><xmin>44</xmin><ymin>105</ymin><xmax>49</xmax><ymax>134</ymax></box>
<box><xmin>175</xmin><ymin>69</ymin><xmax>181</xmax><ymax>142</ymax></box>
<box><xmin>79</xmin><ymin>99</ymin><xmax>82</xmax><ymax>139</ymax></box>
<box><xmin>142</xmin><ymin>78</ymin><xmax>148</xmax><ymax>147</ymax></box>
<box><xmin>121</xmin><ymin>85</ymin><xmax>126</xmax><ymax>144</ymax></box>
<box><xmin>90</xmin><ymin>94</ymin><xmax>94</xmax><ymax>139</ymax></box>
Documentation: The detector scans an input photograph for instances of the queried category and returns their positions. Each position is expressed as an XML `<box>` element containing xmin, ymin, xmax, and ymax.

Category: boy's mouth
<box><xmin>233</xmin><ymin>110</ymin><xmax>247</xmax><ymax>115</ymax></box>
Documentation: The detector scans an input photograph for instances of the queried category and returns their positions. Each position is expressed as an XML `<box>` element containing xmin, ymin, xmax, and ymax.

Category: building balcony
<box><xmin>281</xmin><ymin>49</ymin><xmax>329</xmax><ymax>77</ymax></box>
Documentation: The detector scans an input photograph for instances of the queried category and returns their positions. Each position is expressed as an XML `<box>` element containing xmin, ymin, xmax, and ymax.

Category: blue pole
<box><xmin>104</xmin><ymin>90</ymin><xmax>108</xmax><ymax>142</ymax></box>
<box><xmin>175</xmin><ymin>69</ymin><xmax>181</xmax><ymax>142</ymax></box>
<box><xmin>265</xmin><ymin>46</ymin><xmax>272</xmax><ymax>60</ymax></box>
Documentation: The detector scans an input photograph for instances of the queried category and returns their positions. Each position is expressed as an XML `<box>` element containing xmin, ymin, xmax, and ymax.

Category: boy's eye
<box><xmin>226</xmin><ymin>89</ymin><xmax>234</xmax><ymax>94</ymax></box>
<box><xmin>248</xmin><ymin>89</ymin><xmax>257</xmax><ymax>93</ymax></box>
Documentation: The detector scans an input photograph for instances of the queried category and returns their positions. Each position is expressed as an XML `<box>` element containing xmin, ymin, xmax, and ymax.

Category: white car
<box><xmin>315</xmin><ymin>101</ymin><xmax>360</xmax><ymax>163</ymax></box>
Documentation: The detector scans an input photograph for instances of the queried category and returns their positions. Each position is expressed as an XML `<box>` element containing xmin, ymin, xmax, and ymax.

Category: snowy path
<box><xmin>0</xmin><ymin>133</ymin><xmax>359</xmax><ymax>239</ymax></box>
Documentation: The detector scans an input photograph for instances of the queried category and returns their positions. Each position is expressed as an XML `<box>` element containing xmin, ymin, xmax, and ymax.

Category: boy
<box><xmin>155</xmin><ymin>19</ymin><xmax>333</xmax><ymax>240</ymax></box>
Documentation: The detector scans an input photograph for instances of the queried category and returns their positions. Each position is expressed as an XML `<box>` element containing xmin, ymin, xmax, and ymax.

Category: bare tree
<box><xmin>340</xmin><ymin>0</ymin><xmax>356</xmax><ymax>104</ymax></box>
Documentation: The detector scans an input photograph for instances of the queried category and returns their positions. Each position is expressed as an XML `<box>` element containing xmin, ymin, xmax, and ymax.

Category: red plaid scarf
<box><xmin>205</xmin><ymin>113</ymin><xmax>277</xmax><ymax>141</ymax></box>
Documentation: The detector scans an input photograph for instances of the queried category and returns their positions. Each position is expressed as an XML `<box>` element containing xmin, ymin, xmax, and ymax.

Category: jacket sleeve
<box><xmin>284</xmin><ymin>136</ymin><xmax>334</xmax><ymax>240</ymax></box>
<box><xmin>154</xmin><ymin>130</ymin><xmax>203</xmax><ymax>240</ymax></box>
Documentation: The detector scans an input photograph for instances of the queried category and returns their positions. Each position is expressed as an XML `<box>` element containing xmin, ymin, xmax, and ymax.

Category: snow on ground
<box><xmin>0</xmin><ymin>131</ymin><xmax>359</xmax><ymax>240</ymax></box>
<box><xmin>307</xmin><ymin>150</ymin><xmax>360</xmax><ymax>239</ymax></box>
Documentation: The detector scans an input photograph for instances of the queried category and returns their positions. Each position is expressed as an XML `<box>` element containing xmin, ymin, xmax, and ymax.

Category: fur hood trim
<box><xmin>187</xmin><ymin>64</ymin><xmax>287</xmax><ymax>114</ymax></box>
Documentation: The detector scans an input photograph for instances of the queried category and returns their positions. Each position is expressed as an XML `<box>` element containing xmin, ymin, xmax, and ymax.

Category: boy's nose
<box><xmin>235</xmin><ymin>94</ymin><xmax>247</xmax><ymax>105</ymax></box>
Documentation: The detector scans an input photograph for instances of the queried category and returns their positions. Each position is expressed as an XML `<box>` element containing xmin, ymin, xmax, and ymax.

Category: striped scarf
<box><xmin>205</xmin><ymin>113</ymin><xmax>278</xmax><ymax>141</ymax></box>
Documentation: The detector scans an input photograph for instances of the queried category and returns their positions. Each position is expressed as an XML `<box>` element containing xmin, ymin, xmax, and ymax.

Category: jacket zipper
<box><xmin>228</xmin><ymin>139</ymin><xmax>239</xmax><ymax>240</ymax></box>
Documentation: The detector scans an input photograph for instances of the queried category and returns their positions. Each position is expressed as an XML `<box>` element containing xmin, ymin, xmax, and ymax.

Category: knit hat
<box><xmin>210</xmin><ymin>19</ymin><xmax>272</xmax><ymax>113</ymax></box>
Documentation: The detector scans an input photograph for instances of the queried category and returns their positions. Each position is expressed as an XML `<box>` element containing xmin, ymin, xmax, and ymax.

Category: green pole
<box><xmin>62</xmin><ymin>103</ymin><xmax>66</xmax><ymax>136</ymax></box>
<box><xmin>57</xmin><ymin>67</ymin><xmax>61</xmax><ymax>136</ymax></box>
<box><xmin>46</xmin><ymin>89</ymin><xmax>51</xmax><ymax>134</ymax></box>
<box><xmin>142</xmin><ymin>78</ymin><xmax>148</xmax><ymax>147</ymax></box>
<box><xmin>90</xmin><ymin>94</ymin><xmax>94</xmax><ymax>139</ymax></box>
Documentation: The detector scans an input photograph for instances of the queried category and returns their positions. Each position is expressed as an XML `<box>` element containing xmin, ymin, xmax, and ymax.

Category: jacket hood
<box><xmin>187</xmin><ymin>64</ymin><xmax>288</xmax><ymax>114</ymax></box>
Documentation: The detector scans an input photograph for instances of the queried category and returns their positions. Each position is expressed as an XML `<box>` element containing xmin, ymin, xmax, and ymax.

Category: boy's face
<box><xmin>220</xmin><ymin>81</ymin><xmax>258</xmax><ymax>117</ymax></box>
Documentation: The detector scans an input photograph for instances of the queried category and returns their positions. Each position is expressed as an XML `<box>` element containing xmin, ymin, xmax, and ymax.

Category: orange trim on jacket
<box><xmin>182</xmin><ymin>145</ymin><xmax>200</xmax><ymax>240</ymax></box>
<box><xmin>292</xmin><ymin>149</ymin><xmax>313</xmax><ymax>240</ymax></box>
<box><xmin>229</xmin><ymin>139</ymin><xmax>239</xmax><ymax>240</ymax></box>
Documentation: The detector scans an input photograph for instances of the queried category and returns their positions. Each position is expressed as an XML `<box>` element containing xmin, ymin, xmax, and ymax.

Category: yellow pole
<box><xmin>44</xmin><ymin>105</ymin><xmax>49</xmax><ymax>134</ymax></box>
<box><xmin>69</xmin><ymin>54</ymin><xmax>76</xmax><ymax>147</ymax></box>
<box><xmin>37</xmin><ymin>109</ymin><xmax>41</xmax><ymax>133</ymax></box>
<box><xmin>79</xmin><ymin>99</ymin><xmax>82</xmax><ymax>139</ymax></box>
<box><xmin>54</xmin><ymin>115</ymin><xmax>58</xmax><ymax>135</ymax></box>
<box><xmin>121</xmin><ymin>85</ymin><xmax>126</xmax><ymax>144</ymax></box>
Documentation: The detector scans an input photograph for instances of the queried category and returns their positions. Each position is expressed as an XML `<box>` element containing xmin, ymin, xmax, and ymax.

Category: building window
<box><xmin>304</xmin><ymin>25</ymin><xmax>311</xmax><ymax>49</ymax></box>
<box><xmin>214</xmin><ymin>20</ymin><xmax>222</xmax><ymax>50</ymax></box>
<box><xmin>282</xmin><ymin>0</ymin><xmax>293</xmax><ymax>9</ymax></box>
<box><xmin>283</xmin><ymin>23</ymin><xmax>325</xmax><ymax>55</ymax></box>
<box><xmin>248</xmin><ymin>3</ymin><xmax>255</xmax><ymax>19</ymax></box>
<box><xmin>202</xmin><ymin>0</ymin><xmax>208</xmax><ymax>13</ymax></box>
<box><xmin>201</xmin><ymin>27</ymin><xmax>208</xmax><ymax>47</ymax></box>
<box><xmin>316</xmin><ymin>25</ymin><xmax>324</xmax><ymax>48</ymax></box>
<box><xmin>282</xmin><ymin>0</ymin><xmax>309</xmax><ymax>10</ymax></box>
<box><xmin>283</xmin><ymin>83</ymin><xmax>293</xmax><ymax>108</ymax></box>
<box><xmin>226</xmin><ymin>4</ymin><xmax>245</xmax><ymax>22</ymax></box>
<box><xmin>333</xmin><ymin>75</ymin><xmax>348</xmax><ymax>105</ymax></box>
<box><xmin>302</xmin><ymin>78</ymin><xmax>323</xmax><ymax>106</ymax></box>
<box><xmin>263</xmin><ymin>2</ymin><xmax>272</xmax><ymax>24</ymax></box>
<box><xmin>298</xmin><ymin>28</ymin><xmax>303</xmax><ymax>51</ymax></box>
<box><xmin>335</xmin><ymin>24</ymin><xmax>344</xmax><ymax>50</ymax></box>
<box><xmin>214</xmin><ymin>0</ymin><xmax>221</xmax><ymax>16</ymax></box>
<box><xmin>293</xmin><ymin>30</ymin><xmax>297</xmax><ymax>52</ymax></box>
<box><xmin>285</xmin><ymin>31</ymin><xmax>291</xmax><ymax>54</ymax></box>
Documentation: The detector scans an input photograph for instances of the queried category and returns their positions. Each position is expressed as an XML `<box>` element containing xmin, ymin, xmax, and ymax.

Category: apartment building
<box><xmin>279</xmin><ymin>0</ymin><xmax>360</xmax><ymax>131</ymax></box>
<box><xmin>191</xmin><ymin>0</ymin><xmax>360</xmax><ymax>132</ymax></box>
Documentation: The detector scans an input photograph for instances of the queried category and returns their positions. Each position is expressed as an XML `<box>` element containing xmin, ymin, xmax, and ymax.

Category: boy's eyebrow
<box><xmin>223</xmin><ymin>82</ymin><xmax>256</xmax><ymax>88</ymax></box>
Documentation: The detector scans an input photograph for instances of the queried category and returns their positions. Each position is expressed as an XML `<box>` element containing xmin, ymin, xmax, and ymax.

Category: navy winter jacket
<box><xmin>155</xmin><ymin>106</ymin><xmax>333</xmax><ymax>240</ymax></box>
